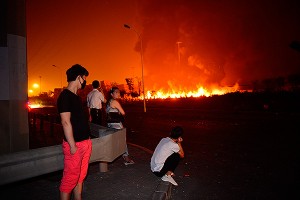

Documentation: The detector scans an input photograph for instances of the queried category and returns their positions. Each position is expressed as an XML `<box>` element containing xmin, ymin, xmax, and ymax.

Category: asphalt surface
<box><xmin>4</xmin><ymin>94</ymin><xmax>300</xmax><ymax>200</ymax></box>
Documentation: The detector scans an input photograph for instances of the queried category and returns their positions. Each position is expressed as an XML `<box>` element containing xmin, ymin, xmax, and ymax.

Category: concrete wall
<box><xmin>0</xmin><ymin>0</ymin><xmax>29</xmax><ymax>154</ymax></box>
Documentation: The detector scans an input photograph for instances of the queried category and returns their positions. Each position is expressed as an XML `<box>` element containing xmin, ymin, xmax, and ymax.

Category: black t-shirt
<box><xmin>57</xmin><ymin>89</ymin><xmax>90</xmax><ymax>142</ymax></box>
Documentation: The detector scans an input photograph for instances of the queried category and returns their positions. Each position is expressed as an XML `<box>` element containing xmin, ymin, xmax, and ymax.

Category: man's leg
<box><xmin>159</xmin><ymin>153</ymin><xmax>180</xmax><ymax>176</ymax></box>
<box><xmin>96</xmin><ymin>109</ymin><xmax>102</xmax><ymax>125</ymax></box>
<box><xmin>74</xmin><ymin>139</ymin><xmax>92</xmax><ymax>199</ymax></box>
<box><xmin>73</xmin><ymin>183</ymin><xmax>83</xmax><ymax>200</ymax></box>
<box><xmin>90</xmin><ymin>109</ymin><xmax>97</xmax><ymax>124</ymax></box>
<box><xmin>60</xmin><ymin>191</ymin><xmax>71</xmax><ymax>200</ymax></box>
<box><xmin>60</xmin><ymin>141</ymin><xmax>82</xmax><ymax>199</ymax></box>
<box><xmin>159</xmin><ymin>153</ymin><xmax>181</xmax><ymax>186</ymax></box>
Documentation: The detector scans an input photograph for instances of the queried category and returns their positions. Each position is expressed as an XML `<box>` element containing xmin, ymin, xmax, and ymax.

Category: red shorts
<box><xmin>59</xmin><ymin>139</ymin><xmax>92</xmax><ymax>193</ymax></box>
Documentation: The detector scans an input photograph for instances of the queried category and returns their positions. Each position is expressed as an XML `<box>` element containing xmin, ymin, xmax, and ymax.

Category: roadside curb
<box><xmin>151</xmin><ymin>181</ymin><xmax>172</xmax><ymax>200</ymax></box>
<box><xmin>127</xmin><ymin>143</ymin><xmax>173</xmax><ymax>200</ymax></box>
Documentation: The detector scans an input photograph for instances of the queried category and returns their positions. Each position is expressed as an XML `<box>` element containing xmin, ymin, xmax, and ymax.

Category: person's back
<box><xmin>87</xmin><ymin>80</ymin><xmax>106</xmax><ymax>125</ymax></box>
<box><xmin>151</xmin><ymin>137</ymin><xmax>179</xmax><ymax>172</ymax></box>
<box><xmin>150</xmin><ymin>126</ymin><xmax>184</xmax><ymax>186</ymax></box>
<box><xmin>106</xmin><ymin>99</ymin><xmax>119</xmax><ymax>113</ymax></box>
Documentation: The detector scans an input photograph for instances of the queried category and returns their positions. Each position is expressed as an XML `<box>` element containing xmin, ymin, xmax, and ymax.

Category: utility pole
<box><xmin>176</xmin><ymin>41</ymin><xmax>182</xmax><ymax>68</ymax></box>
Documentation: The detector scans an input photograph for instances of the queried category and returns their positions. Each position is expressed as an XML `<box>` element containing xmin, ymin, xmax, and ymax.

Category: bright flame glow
<box><xmin>142</xmin><ymin>83</ymin><xmax>247</xmax><ymax>99</ymax></box>
<box><xmin>28</xmin><ymin>103</ymin><xmax>42</xmax><ymax>109</ymax></box>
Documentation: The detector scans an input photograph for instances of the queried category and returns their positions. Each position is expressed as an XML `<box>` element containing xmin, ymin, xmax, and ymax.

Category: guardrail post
<box><xmin>99</xmin><ymin>162</ymin><xmax>108</xmax><ymax>172</ymax></box>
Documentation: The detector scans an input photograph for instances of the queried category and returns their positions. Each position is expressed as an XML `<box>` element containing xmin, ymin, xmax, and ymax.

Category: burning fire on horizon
<box><xmin>144</xmin><ymin>83</ymin><xmax>242</xmax><ymax>99</ymax></box>
<box><xmin>26</xmin><ymin>1</ymin><xmax>300</xmax><ymax>99</ymax></box>
<box><xmin>126</xmin><ymin>0</ymin><xmax>300</xmax><ymax>99</ymax></box>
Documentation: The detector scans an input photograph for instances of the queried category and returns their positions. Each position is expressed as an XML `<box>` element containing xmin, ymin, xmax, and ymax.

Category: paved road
<box><xmin>26</xmin><ymin>97</ymin><xmax>300</xmax><ymax>199</ymax></box>
<box><xmin>123</xmin><ymin>100</ymin><xmax>300</xmax><ymax>199</ymax></box>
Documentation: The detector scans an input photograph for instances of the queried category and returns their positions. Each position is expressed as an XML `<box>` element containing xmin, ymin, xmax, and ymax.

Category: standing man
<box><xmin>150</xmin><ymin>126</ymin><xmax>185</xmax><ymax>186</ymax></box>
<box><xmin>87</xmin><ymin>80</ymin><xmax>106</xmax><ymax>125</ymax></box>
<box><xmin>57</xmin><ymin>64</ymin><xmax>92</xmax><ymax>200</ymax></box>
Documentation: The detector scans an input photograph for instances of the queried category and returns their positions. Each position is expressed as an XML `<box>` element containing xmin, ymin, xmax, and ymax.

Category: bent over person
<box><xmin>150</xmin><ymin>126</ymin><xmax>184</xmax><ymax>186</ymax></box>
<box><xmin>57</xmin><ymin>64</ymin><xmax>92</xmax><ymax>200</ymax></box>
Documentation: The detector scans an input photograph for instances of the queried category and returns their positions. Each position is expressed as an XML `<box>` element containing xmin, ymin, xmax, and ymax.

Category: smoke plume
<box><xmin>134</xmin><ymin>0</ymin><xmax>300</xmax><ymax>92</ymax></box>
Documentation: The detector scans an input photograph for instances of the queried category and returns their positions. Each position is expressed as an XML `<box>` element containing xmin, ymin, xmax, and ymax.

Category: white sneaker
<box><xmin>161</xmin><ymin>175</ymin><xmax>178</xmax><ymax>186</ymax></box>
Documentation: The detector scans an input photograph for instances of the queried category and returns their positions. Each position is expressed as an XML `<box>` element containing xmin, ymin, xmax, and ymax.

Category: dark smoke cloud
<box><xmin>135</xmin><ymin>0</ymin><xmax>300</xmax><ymax>91</ymax></box>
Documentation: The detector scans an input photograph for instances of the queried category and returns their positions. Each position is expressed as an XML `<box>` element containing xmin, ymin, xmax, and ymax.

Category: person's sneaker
<box><xmin>123</xmin><ymin>155</ymin><xmax>135</xmax><ymax>165</ymax></box>
<box><xmin>161</xmin><ymin>175</ymin><xmax>178</xmax><ymax>186</ymax></box>
<box><xmin>124</xmin><ymin>159</ymin><xmax>135</xmax><ymax>165</ymax></box>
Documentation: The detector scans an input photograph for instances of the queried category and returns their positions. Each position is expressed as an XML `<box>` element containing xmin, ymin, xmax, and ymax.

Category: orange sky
<box><xmin>27</xmin><ymin>0</ymin><xmax>300</xmax><ymax>94</ymax></box>
<box><xmin>27</xmin><ymin>0</ymin><xmax>142</xmax><ymax>93</ymax></box>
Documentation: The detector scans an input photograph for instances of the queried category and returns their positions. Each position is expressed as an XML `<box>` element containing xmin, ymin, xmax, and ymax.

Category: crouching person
<box><xmin>150</xmin><ymin>126</ymin><xmax>184</xmax><ymax>186</ymax></box>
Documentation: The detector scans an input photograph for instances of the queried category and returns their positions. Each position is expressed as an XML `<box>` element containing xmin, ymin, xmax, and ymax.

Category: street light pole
<box><xmin>52</xmin><ymin>65</ymin><xmax>62</xmax><ymax>89</ymax></box>
<box><xmin>39</xmin><ymin>75</ymin><xmax>41</xmax><ymax>95</ymax></box>
<box><xmin>124</xmin><ymin>24</ymin><xmax>147</xmax><ymax>112</ymax></box>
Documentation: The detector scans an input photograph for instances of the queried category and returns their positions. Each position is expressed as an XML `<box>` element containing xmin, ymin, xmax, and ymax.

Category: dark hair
<box><xmin>66</xmin><ymin>64</ymin><xmax>89</xmax><ymax>82</ymax></box>
<box><xmin>107</xmin><ymin>87</ymin><xmax>120</xmax><ymax>104</ymax></box>
<box><xmin>92</xmin><ymin>80</ymin><xmax>100</xmax><ymax>88</ymax></box>
<box><xmin>109</xmin><ymin>87</ymin><xmax>119</xmax><ymax>94</ymax></box>
<box><xmin>170</xmin><ymin>126</ymin><xmax>183</xmax><ymax>139</ymax></box>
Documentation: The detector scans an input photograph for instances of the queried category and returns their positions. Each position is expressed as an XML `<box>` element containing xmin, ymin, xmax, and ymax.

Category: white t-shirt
<box><xmin>87</xmin><ymin>89</ymin><xmax>105</xmax><ymax>109</ymax></box>
<box><xmin>150</xmin><ymin>137</ymin><xmax>180</xmax><ymax>172</ymax></box>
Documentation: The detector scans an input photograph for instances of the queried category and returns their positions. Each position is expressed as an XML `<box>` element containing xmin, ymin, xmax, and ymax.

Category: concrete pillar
<box><xmin>0</xmin><ymin>0</ymin><xmax>28</xmax><ymax>155</ymax></box>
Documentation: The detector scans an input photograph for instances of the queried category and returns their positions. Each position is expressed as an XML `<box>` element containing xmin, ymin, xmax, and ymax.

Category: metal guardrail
<box><xmin>0</xmin><ymin>125</ymin><xmax>126</xmax><ymax>186</ymax></box>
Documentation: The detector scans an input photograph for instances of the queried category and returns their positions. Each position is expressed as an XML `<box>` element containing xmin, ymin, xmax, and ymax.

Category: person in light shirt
<box><xmin>151</xmin><ymin>126</ymin><xmax>185</xmax><ymax>186</ymax></box>
<box><xmin>87</xmin><ymin>80</ymin><xmax>106</xmax><ymax>125</ymax></box>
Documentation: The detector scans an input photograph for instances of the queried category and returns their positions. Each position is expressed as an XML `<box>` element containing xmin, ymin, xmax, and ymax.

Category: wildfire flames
<box><xmin>142</xmin><ymin>83</ymin><xmax>243</xmax><ymax>99</ymax></box>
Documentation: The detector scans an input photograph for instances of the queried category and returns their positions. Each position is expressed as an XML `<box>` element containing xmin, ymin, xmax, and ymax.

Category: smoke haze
<box><xmin>135</xmin><ymin>0</ymin><xmax>300</xmax><ymax>91</ymax></box>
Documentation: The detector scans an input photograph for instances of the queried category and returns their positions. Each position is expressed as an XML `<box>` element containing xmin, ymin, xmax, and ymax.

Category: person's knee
<box><xmin>175</xmin><ymin>153</ymin><xmax>181</xmax><ymax>160</ymax></box>
<box><xmin>170</xmin><ymin>152</ymin><xmax>180</xmax><ymax>161</ymax></box>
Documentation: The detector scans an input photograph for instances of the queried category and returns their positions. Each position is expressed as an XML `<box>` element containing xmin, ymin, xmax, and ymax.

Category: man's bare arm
<box><xmin>177</xmin><ymin>137</ymin><xmax>184</xmax><ymax>158</ymax></box>
<box><xmin>60</xmin><ymin>112</ymin><xmax>77</xmax><ymax>154</ymax></box>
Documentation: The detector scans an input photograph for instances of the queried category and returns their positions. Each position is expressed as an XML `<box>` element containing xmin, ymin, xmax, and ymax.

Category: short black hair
<box><xmin>66</xmin><ymin>64</ymin><xmax>89</xmax><ymax>82</ymax></box>
<box><xmin>92</xmin><ymin>80</ymin><xmax>100</xmax><ymax>88</ymax></box>
<box><xmin>170</xmin><ymin>126</ymin><xmax>183</xmax><ymax>139</ymax></box>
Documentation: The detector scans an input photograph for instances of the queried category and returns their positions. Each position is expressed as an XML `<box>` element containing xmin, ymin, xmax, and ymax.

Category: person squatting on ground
<box><xmin>57</xmin><ymin>64</ymin><xmax>92</xmax><ymax>200</ymax></box>
<box><xmin>150</xmin><ymin>126</ymin><xmax>185</xmax><ymax>186</ymax></box>
<box><xmin>87</xmin><ymin>80</ymin><xmax>107</xmax><ymax>125</ymax></box>
<box><xmin>106</xmin><ymin>87</ymin><xmax>134</xmax><ymax>165</ymax></box>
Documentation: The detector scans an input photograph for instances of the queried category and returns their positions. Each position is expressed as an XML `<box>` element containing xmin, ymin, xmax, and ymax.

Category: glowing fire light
<box><xmin>27</xmin><ymin>102</ymin><xmax>42</xmax><ymax>109</ymax></box>
<box><xmin>143</xmin><ymin>83</ymin><xmax>244</xmax><ymax>99</ymax></box>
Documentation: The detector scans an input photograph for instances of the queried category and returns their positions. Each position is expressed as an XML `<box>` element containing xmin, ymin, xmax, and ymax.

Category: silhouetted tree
<box><xmin>125</xmin><ymin>78</ymin><xmax>134</xmax><ymax>93</ymax></box>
